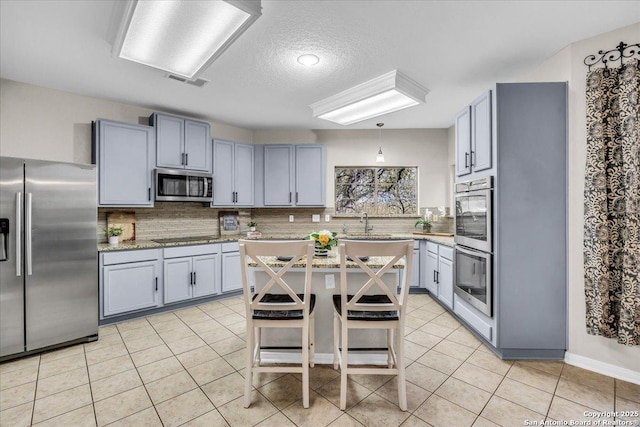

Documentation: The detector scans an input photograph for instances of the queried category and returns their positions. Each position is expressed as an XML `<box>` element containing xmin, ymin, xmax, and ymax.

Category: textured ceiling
<box><xmin>1</xmin><ymin>1</ymin><xmax>638</xmax><ymax>130</ymax></box>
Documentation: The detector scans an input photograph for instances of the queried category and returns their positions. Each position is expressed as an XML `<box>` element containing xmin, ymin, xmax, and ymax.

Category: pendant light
<box><xmin>376</xmin><ymin>123</ymin><xmax>385</xmax><ymax>163</ymax></box>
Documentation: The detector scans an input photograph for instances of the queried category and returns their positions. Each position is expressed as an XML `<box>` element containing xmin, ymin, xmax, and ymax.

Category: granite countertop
<box><xmin>249</xmin><ymin>254</ymin><xmax>405</xmax><ymax>270</ymax></box>
<box><xmin>98</xmin><ymin>233</ymin><xmax>454</xmax><ymax>252</ymax></box>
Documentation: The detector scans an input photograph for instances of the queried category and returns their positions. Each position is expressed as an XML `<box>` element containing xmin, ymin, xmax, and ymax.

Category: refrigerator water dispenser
<box><xmin>0</xmin><ymin>218</ymin><xmax>8</xmax><ymax>261</ymax></box>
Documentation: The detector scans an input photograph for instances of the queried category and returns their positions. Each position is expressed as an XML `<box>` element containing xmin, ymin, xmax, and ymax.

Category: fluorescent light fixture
<box><xmin>310</xmin><ymin>70</ymin><xmax>429</xmax><ymax>126</ymax></box>
<box><xmin>113</xmin><ymin>0</ymin><xmax>262</xmax><ymax>79</ymax></box>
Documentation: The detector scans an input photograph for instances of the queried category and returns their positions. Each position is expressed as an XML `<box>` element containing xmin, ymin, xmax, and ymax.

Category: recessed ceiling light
<box><xmin>297</xmin><ymin>54</ymin><xmax>320</xmax><ymax>66</ymax></box>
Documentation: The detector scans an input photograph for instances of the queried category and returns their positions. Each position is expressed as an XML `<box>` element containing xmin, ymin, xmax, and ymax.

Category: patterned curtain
<box><xmin>584</xmin><ymin>59</ymin><xmax>640</xmax><ymax>346</ymax></box>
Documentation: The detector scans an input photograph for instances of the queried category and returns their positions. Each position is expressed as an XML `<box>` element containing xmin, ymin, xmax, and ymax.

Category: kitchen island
<box><xmin>249</xmin><ymin>251</ymin><xmax>406</xmax><ymax>364</ymax></box>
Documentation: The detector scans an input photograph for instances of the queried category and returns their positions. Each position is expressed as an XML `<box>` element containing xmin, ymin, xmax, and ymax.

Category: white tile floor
<box><xmin>0</xmin><ymin>294</ymin><xmax>638</xmax><ymax>426</ymax></box>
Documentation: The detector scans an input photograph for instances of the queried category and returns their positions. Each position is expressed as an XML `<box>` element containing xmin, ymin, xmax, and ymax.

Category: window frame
<box><xmin>334</xmin><ymin>166</ymin><xmax>419</xmax><ymax>217</ymax></box>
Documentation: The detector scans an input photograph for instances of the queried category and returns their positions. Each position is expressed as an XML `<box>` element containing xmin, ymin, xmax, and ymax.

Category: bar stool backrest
<box><xmin>239</xmin><ymin>240</ymin><xmax>315</xmax><ymax>315</ymax></box>
<box><xmin>338</xmin><ymin>239</ymin><xmax>413</xmax><ymax>314</ymax></box>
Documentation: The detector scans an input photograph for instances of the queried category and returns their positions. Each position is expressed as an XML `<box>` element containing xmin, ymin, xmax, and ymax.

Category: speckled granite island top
<box><xmin>248</xmin><ymin>254</ymin><xmax>405</xmax><ymax>269</ymax></box>
<box><xmin>98</xmin><ymin>233</ymin><xmax>453</xmax><ymax>252</ymax></box>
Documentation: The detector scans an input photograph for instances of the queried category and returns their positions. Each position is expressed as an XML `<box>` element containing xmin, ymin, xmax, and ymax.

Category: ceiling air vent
<box><xmin>166</xmin><ymin>74</ymin><xmax>209</xmax><ymax>88</ymax></box>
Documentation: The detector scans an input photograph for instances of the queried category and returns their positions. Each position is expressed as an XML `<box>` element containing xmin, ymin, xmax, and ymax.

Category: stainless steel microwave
<box><xmin>454</xmin><ymin>176</ymin><xmax>493</xmax><ymax>253</ymax></box>
<box><xmin>155</xmin><ymin>169</ymin><xmax>212</xmax><ymax>202</ymax></box>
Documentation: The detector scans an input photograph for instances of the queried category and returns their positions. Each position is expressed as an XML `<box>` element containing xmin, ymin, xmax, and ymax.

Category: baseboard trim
<box><xmin>564</xmin><ymin>352</ymin><xmax>640</xmax><ymax>385</ymax></box>
<box><xmin>259</xmin><ymin>351</ymin><xmax>388</xmax><ymax>365</ymax></box>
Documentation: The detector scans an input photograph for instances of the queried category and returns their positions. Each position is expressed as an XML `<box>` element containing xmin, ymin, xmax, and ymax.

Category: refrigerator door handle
<box><xmin>26</xmin><ymin>192</ymin><xmax>33</xmax><ymax>276</ymax></box>
<box><xmin>16</xmin><ymin>192</ymin><xmax>22</xmax><ymax>277</ymax></box>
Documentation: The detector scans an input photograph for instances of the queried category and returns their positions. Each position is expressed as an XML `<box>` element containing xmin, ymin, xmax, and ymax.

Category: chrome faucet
<box><xmin>360</xmin><ymin>212</ymin><xmax>373</xmax><ymax>235</ymax></box>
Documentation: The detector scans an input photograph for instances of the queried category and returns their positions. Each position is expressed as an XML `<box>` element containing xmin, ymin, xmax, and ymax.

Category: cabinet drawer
<box><xmin>413</xmin><ymin>240</ymin><xmax>420</xmax><ymax>249</ymax></box>
<box><xmin>439</xmin><ymin>246</ymin><xmax>453</xmax><ymax>261</ymax></box>
<box><xmin>221</xmin><ymin>242</ymin><xmax>239</xmax><ymax>253</ymax></box>
<box><xmin>103</xmin><ymin>249</ymin><xmax>159</xmax><ymax>266</ymax></box>
<box><xmin>454</xmin><ymin>295</ymin><xmax>492</xmax><ymax>341</ymax></box>
<box><xmin>426</xmin><ymin>242</ymin><xmax>439</xmax><ymax>254</ymax></box>
<box><xmin>164</xmin><ymin>244</ymin><xmax>220</xmax><ymax>259</ymax></box>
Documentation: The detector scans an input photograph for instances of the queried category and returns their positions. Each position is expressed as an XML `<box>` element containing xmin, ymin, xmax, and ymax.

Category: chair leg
<box><xmin>244</xmin><ymin>321</ymin><xmax>254</xmax><ymax>408</ymax></box>
<box><xmin>396</xmin><ymin>325</ymin><xmax>407</xmax><ymax>411</ymax></box>
<box><xmin>302</xmin><ymin>321</ymin><xmax>310</xmax><ymax>409</ymax></box>
<box><xmin>387</xmin><ymin>328</ymin><xmax>393</xmax><ymax>368</ymax></box>
<box><xmin>255</xmin><ymin>327</ymin><xmax>261</xmax><ymax>365</ymax></box>
<box><xmin>339</xmin><ymin>321</ymin><xmax>348</xmax><ymax>410</ymax></box>
<box><xmin>310</xmin><ymin>312</ymin><xmax>315</xmax><ymax>368</ymax></box>
<box><xmin>333</xmin><ymin>312</ymin><xmax>339</xmax><ymax>370</ymax></box>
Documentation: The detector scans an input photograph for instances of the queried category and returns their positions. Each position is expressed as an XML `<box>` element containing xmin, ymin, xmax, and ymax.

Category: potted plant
<box><xmin>247</xmin><ymin>220</ymin><xmax>258</xmax><ymax>232</ymax></box>
<box><xmin>415</xmin><ymin>218</ymin><xmax>432</xmax><ymax>233</ymax></box>
<box><xmin>106</xmin><ymin>225</ymin><xmax>123</xmax><ymax>246</ymax></box>
<box><xmin>304</xmin><ymin>230</ymin><xmax>338</xmax><ymax>257</ymax></box>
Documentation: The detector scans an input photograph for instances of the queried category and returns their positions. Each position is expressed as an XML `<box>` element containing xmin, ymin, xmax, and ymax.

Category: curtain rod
<box><xmin>584</xmin><ymin>41</ymin><xmax>640</xmax><ymax>72</ymax></box>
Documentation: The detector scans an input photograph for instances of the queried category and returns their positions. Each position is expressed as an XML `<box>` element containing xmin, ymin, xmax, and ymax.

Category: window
<box><xmin>335</xmin><ymin>167</ymin><xmax>418</xmax><ymax>215</ymax></box>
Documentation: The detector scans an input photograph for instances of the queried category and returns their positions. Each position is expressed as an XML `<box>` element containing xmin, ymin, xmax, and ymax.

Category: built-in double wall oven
<box><xmin>454</xmin><ymin>176</ymin><xmax>493</xmax><ymax>317</ymax></box>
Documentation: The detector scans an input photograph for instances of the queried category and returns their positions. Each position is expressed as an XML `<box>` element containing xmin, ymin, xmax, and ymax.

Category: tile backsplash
<box><xmin>98</xmin><ymin>204</ymin><xmax>453</xmax><ymax>242</ymax></box>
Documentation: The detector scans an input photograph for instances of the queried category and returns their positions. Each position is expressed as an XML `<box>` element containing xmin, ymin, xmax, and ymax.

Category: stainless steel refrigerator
<box><xmin>0</xmin><ymin>157</ymin><xmax>98</xmax><ymax>359</ymax></box>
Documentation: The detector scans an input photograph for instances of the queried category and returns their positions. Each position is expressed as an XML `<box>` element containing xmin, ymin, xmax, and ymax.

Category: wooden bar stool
<box><xmin>239</xmin><ymin>240</ymin><xmax>315</xmax><ymax>409</ymax></box>
<box><xmin>332</xmin><ymin>239</ymin><xmax>413</xmax><ymax>411</ymax></box>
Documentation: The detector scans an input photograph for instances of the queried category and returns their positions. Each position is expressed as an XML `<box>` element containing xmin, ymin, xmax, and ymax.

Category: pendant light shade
<box><xmin>113</xmin><ymin>0</ymin><xmax>262</xmax><ymax>79</ymax></box>
<box><xmin>375</xmin><ymin>123</ymin><xmax>385</xmax><ymax>163</ymax></box>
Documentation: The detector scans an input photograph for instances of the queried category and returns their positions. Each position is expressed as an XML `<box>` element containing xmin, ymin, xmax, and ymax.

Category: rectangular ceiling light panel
<box><xmin>310</xmin><ymin>70</ymin><xmax>429</xmax><ymax>126</ymax></box>
<box><xmin>114</xmin><ymin>0</ymin><xmax>261</xmax><ymax>79</ymax></box>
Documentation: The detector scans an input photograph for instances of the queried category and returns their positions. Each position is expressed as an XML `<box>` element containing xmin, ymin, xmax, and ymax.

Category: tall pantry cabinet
<box><xmin>454</xmin><ymin>82</ymin><xmax>568</xmax><ymax>359</ymax></box>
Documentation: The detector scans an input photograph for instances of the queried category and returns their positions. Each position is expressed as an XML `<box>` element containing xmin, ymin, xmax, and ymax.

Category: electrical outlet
<box><xmin>325</xmin><ymin>274</ymin><xmax>335</xmax><ymax>289</ymax></box>
<box><xmin>312</xmin><ymin>214</ymin><xmax>320</xmax><ymax>223</ymax></box>
<box><xmin>289</xmin><ymin>215</ymin><xmax>294</xmax><ymax>222</ymax></box>
<box><xmin>324</xmin><ymin>214</ymin><xmax>331</xmax><ymax>222</ymax></box>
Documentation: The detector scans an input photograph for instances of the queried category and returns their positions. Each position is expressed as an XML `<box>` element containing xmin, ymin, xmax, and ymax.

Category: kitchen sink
<box><xmin>342</xmin><ymin>233</ymin><xmax>396</xmax><ymax>239</ymax></box>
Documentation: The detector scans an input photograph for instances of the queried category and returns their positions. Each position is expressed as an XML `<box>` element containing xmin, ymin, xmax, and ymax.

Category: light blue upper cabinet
<box><xmin>455</xmin><ymin>107</ymin><xmax>471</xmax><ymax>176</ymax></box>
<box><xmin>455</xmin><ymin>90</ymin><xmax>492</xmax><ymax>177</ymax></box>
<box><xmin>295</xmin><ymin>145</ymin><xmax>326</xmax><ymax>206</ymax></box>
<box><xmin>234</xmin><ymin>143</ymin><xmax>255</xmax><ymax>206</ymax></box>
<box><xmin>264</xmin><ymin>144</ymin><xmax>326</xmax><ymax>206</ymax></box>
<box><xmin>151</xmin><ymin>113</ymin><xmax>211</xmax><ymax>172</ymax></box>
<box><xmin>264</xmin><ymin>145</ymin><xmax>294</xmax><ymax>206</ymax></box>
<box><xmin>212</xmin><ymin>139</ymin><xmax>254</xmax><ymax>207</ymax></box>
<box><xmin>184</xmin><ymin>120</ymin><xmax>211</xmax><ymax>172</ymax></box>
<box><xmin>470</xmin><ymin>91</ymin><xmax>492</xmax><ymax>173</ymax></box>
<box><xmin>94</xmin><ymin>119</ymin><xmax>155</xmax><ymax>207</ymax></box>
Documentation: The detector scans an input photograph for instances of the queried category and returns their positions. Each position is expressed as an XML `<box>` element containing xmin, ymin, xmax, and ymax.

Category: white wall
<box><xmin>520</xmin><ymin>23</ymin><xmax>640</xmax><ymax>374</ymax></box>
<box><xmin>0</xmin><ymin>79</ymin><xmax>252</xmax><ymax>164</ymax></box>
<box><xmin>253</xmin><ymin>128</ymin><xmax>450</xmax><ymax>210</ymax></box>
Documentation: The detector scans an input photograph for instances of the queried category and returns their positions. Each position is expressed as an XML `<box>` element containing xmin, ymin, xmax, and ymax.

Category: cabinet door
<box><xmin>103</xmin><ymin>261</ymin><xmax>159</xmax><ymax>316</ymax></box>
<box><xmin>212</xmin><ymin>140</ymin><xmax>235</xmax><ymax>206</ymax></box>
<box><xmin>295</xmin><ymin>145</ymin><xmax>325</xmax><ymax>206</ymax></box>
<box><xmin>164</xmin><ymin>257</ymin><xmax>193</xmax><ymax>304</ymax></box>
<box><xmin>222</xmin><ymin>252</ymin><xmax>242</xmax><ymax>292</ymax></box>
<box><xmin>437</xmin><ymin>256</ymin><xmax>454</xmax><ymax>309</ymax></box>
<box><xmin>155</xmin><ymin>114</ymin><xmax>185</xmax><ymax>169</ymax></box>
<box><xmin>425</xmin><ymin>251</ymin><xmax>438</xmax><ymax>295</ymax></box>
<box><xmin>471</xmin><ymin>90</ymin><xmax>492</xmax><ymax>173</ymax></box>
<box><xmin>410</xmin><ymin>248</ymin><xmax>421</xmax><ymax>288</ymax></box>
<box><xmin>193</xmin><ymin>254</ymin><xmax>220</xmax><ymax>298</ymax></box>
<box><xmin>234</xmin><ymin>143</ymin><xmax>255</xmax><ymax>206</ymax></box>
<box><xmin>264</xmin><ymin>145</ymin><xmax>294</xmax><ymax>206</ymax></box>
<box><xmin>97</xmin><ymin>120</ymin><xmax>154</xmax><ymax>206</ymax></box>
<box><xmin>184</xmin><ymin>120</ymin><xmax>211</xmax><ymax>172</ymax></box>
<box><xmin>455</xmin><ymin>107</ymin><xmax>471</xmax><ymax>177</ymax></box>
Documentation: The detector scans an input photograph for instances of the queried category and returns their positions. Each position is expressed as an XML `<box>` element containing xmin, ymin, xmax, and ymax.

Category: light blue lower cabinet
<box><xmin>100</xmin><ymin>244</ymin><xmax>229</xmax><ymax>322</ymax></box>
<box><xmin>222</xmin><ymin>251</ymin><xmax>242</xmax><ymax>293</ymax></box>
<box><xmin>163</xmin><ymin>245</ymin><xmax>221</xmax><ymax>305</ymax></box>
<box><xmin>101</xmin><ymin>250</ymin><xmax>161</xmax><ymax>318</ymax></box>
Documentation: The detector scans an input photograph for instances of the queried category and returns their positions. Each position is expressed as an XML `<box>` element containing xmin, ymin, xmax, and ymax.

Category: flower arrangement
<box><xmin>304</xmin><ymin>230</ymin><xmax>338</xmax><ymax>250</ymax></box>
<box><xmin>415</xmin><ymin>218</ymin><xmax>432</xmax><ymax>232</ymax></box>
